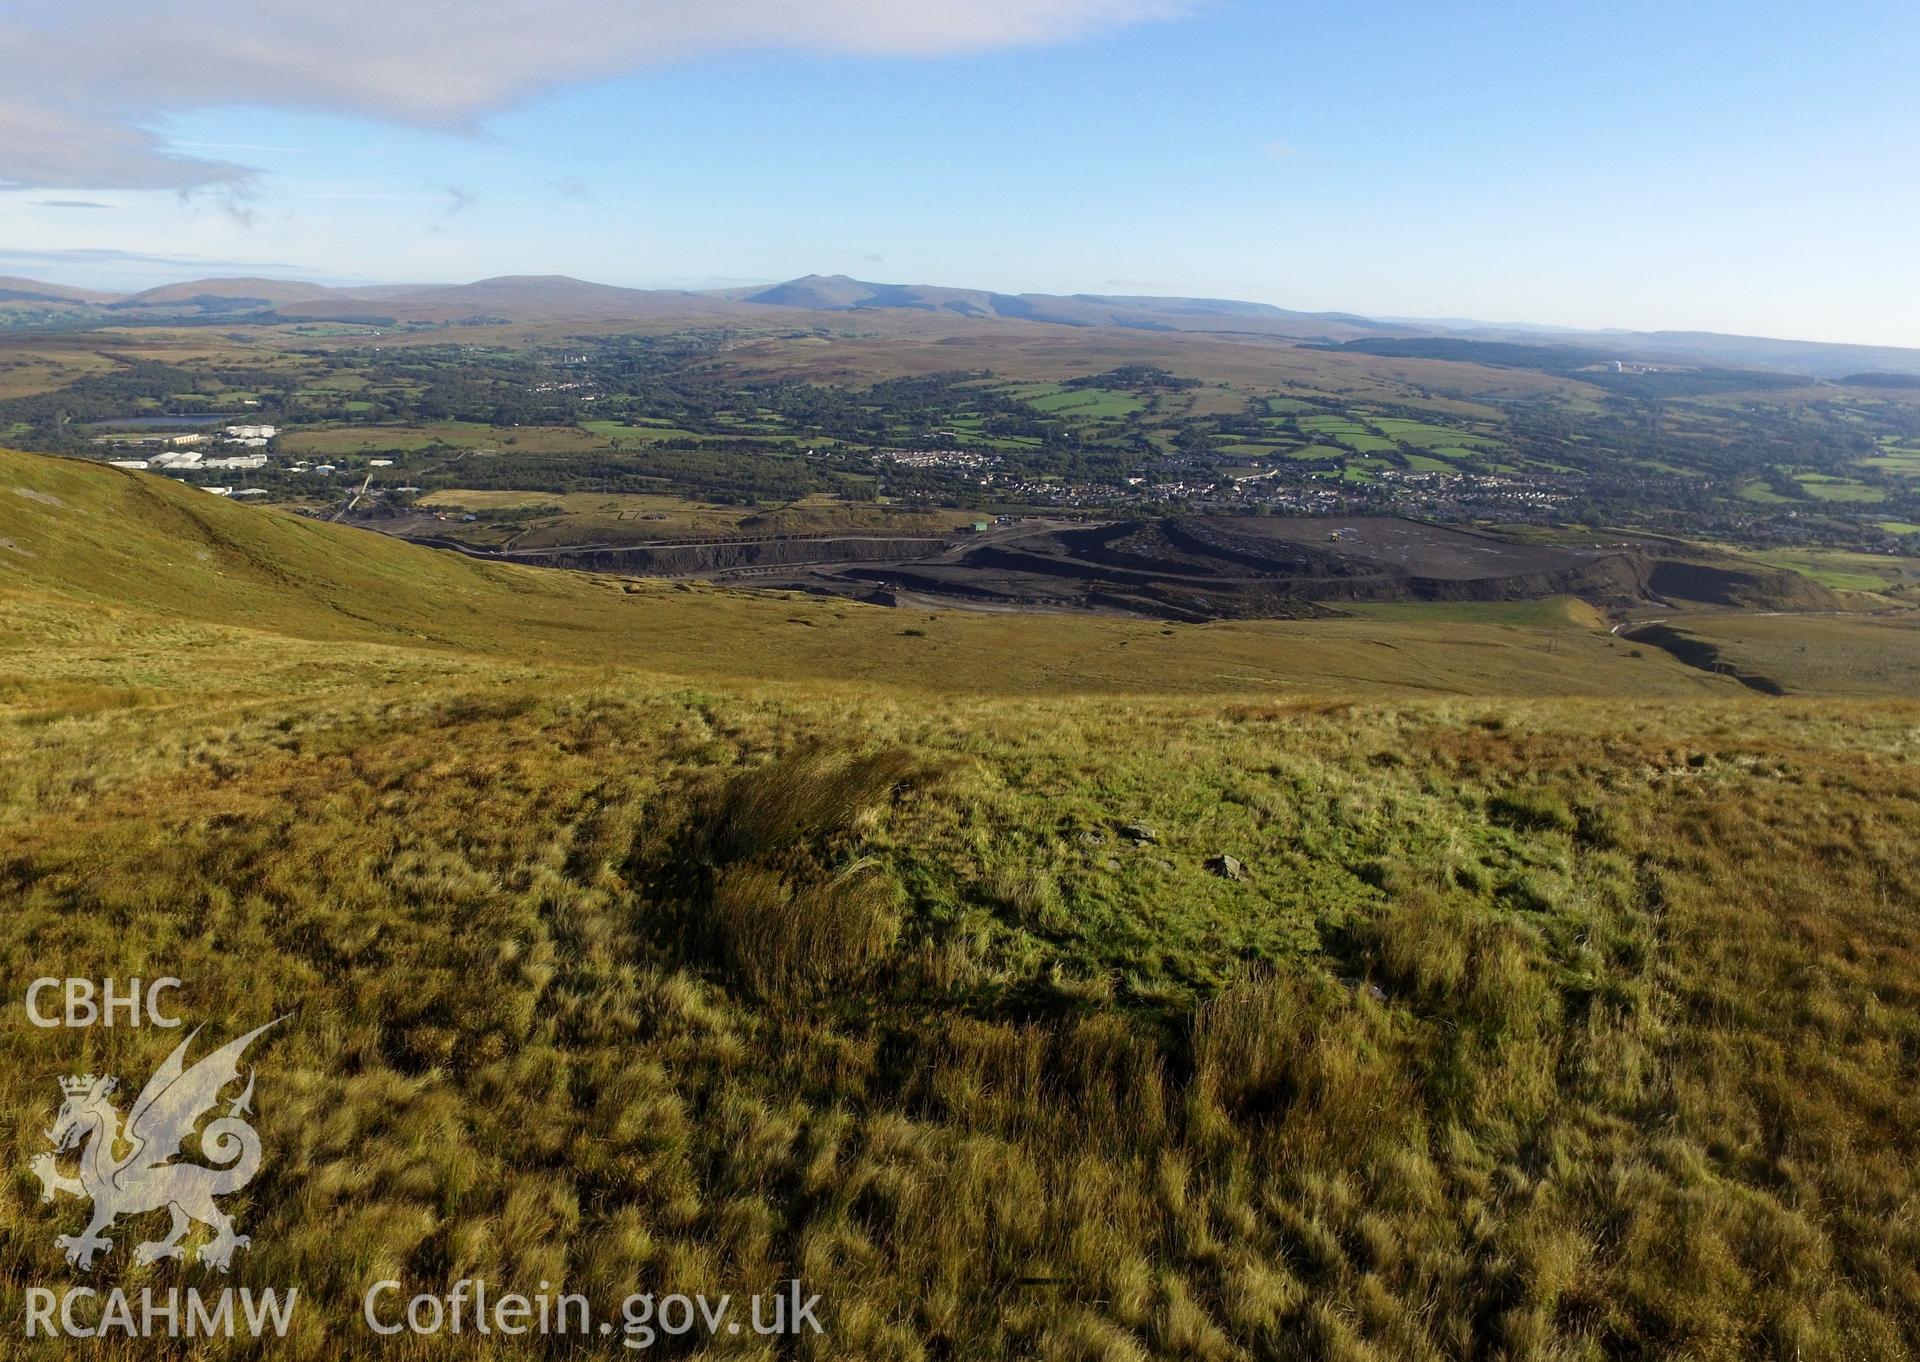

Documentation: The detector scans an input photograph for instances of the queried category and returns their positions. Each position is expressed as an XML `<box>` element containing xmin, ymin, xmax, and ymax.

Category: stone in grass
<box><xmin>1338</xmin><ymin>975</ymin><xmax>1389</xmax><ymax>1005</ymax></box>
<box><xmin>1206</xmin><ymin>854</ymin><xmax>1246</xmax><ymax>881</ymax></box>
<box><xmin>1119</xmin><ymin>823</ymin><xmax>1158</xmax><ymax>845</ymax></box>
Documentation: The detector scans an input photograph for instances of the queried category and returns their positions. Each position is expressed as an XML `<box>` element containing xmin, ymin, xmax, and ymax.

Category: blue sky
<box><xmin>3</xmin><ymin>0</ymin><xmax>1916</xmax><ymax>344</ymax></box>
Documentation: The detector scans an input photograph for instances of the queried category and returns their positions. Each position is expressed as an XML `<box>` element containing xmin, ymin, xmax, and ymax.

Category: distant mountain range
<box><xmin>3</xmin><ymin>270</ymin><xmax>1917</xmax><ymax>379</ymax></box>
<box><xmin>722</xmin><ymin>274</ymin><xmax>1400</xmax><ymax>338</ymax></box>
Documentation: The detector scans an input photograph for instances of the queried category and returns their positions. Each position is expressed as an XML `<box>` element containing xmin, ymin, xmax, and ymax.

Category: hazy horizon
<box><xmin>3</xmin><ymin>0</ymin><xmax>1916</xmax><ymax>346</ymax></box>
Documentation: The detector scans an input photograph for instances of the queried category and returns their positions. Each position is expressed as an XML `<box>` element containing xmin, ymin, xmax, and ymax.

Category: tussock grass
<box><xmin>8</xmin><ymin>668</ymin><xmax>1915</xmax><ymax>1359</ymax></box>
<box><xmin>649</xmin><ymin>747</ymin><xmax>933</xmax><ymax>1003</ymax></box>
<box><xmin>691</xmin><ymin>748</ymin><xmax>925</xmax><ymax>870</ymax></box>
<box><xmin>709</xmin><ymin>861</ymin><xmax>901</xmax><ymax>1003</ymax></box>
<box><xmin>3</xmin><ymin>447</ymin><xmax>1920</xmax><ymax>1357</ymax></box>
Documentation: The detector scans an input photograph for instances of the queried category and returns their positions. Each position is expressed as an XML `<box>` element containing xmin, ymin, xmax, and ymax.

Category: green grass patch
<box><xmin>1860</xmin><ymin>452</ymin><xmax>1920</xmax><ymax>476</ymax></box>
<box><xmin>1737</xmin><ymin>481</ymin><xmax>1793</xmax><ymax>505</ymax></box>
<box><xmin>1794</xmin><ymin>473</ymin><xmax>1885</xmax><ymax>504</ymax></box>
<box><xmin>1023</xmin><ymin>389</ymin><xmax>1146</xmax><ymax>419</ymax></box>
<box><xmin>580</xmin><ymin>419</ymin><xmax>705</xmax><ymax>443</ymax></box>
<box><xmin>1298</xmin><ymin>415</ymin><xmax>1373</xmax><ymax>437</ymax></box>
<box><xmin>1341</xmin><ymin>596</ymin><xmax>1607</xmax><ymax>628</ymax></box>
<box><xmin>1745</xmin><ymin>547</ymin><xmax>1917</xmax><ymax>592</ymax></box>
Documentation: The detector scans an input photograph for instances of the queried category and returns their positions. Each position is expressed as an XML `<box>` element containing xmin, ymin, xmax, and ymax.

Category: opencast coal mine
<box><xmin>395</xmin><ymin>515</ymin><xmax>1836</xmax><ymax>623</ymax></box>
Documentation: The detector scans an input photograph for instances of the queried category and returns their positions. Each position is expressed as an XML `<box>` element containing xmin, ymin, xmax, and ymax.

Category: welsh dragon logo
<box><xmin>29</xmin><ymin>1019</ymin><xmax>282</xmax><ymax>1272</ymax></box>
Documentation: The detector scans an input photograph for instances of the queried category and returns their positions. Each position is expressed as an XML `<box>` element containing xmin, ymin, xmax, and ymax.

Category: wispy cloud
<box><xmin>0</xmin><ymin>2</ymin><xmax>1194</xmax><ymax>191</ymax></box>
<box><xmin>170</xmin><ymin>142</ymin><xmax>306</xmax><ymax>154</ymax></box>
<box><xmin>32</xmin><ymin>199</ymin><xmax>114</xmax><ymax>210</ymax></box>
<box><xmin>444</xmin><ymin>184</ymin><xmax>476</xmax><ymax>214</ymax></box>
<box><xmin>0</xmin><ymin>246</ymin><xmax>304</xmax><ymax>269</ymax></box>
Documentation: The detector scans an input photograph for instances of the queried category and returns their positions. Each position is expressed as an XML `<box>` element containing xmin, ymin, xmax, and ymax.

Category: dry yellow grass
<box><xmin>4</xmin><ymin>447</ymin><xmax>1919</xmax><ymax>1358</ymax></box>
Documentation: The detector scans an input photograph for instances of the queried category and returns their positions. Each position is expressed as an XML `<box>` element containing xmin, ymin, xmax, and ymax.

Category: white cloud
<box><xmin>0</xmin><ymin>1</ymin><xmax>1191</xmax><ymax>189</ymax></box>
<box><xmin>0</xmin><ymin>98</ymin><xmax>249</xmax><ymax>190</ymax></box>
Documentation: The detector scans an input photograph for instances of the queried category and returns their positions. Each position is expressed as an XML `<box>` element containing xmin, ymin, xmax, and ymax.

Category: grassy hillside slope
<box><xmin>0</xmin><ymin>449</ymin><xmax>1734</xmax><ymax>699</ymax></box>
<box><xmin>3</xmin><ymin>448</ymin><xmax>1919</xmax><ymax>1360</ymax></box>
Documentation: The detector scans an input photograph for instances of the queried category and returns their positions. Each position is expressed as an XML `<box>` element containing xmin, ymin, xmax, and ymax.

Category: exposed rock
<box><xmin>1206</xmin><ymin>854</ymin><xmax>1246</xmax><ymax>881</ymax></box>
<box><xmin>1338</xmin><ymin>975</ymin><xmax>1389</xmax><ymax>1004</ymax></box>
<box><xmin>1119</xmin><ymin>823</ymin><xmax>1158</xmax><ymax>845</ymax></box>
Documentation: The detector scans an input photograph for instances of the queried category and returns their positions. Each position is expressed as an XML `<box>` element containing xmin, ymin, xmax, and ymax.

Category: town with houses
<box><xmin>87</xmin><ymin>424</ymin><xmax>1585</xmax><ymax>520</ymax></box>
<box><xmin>875</xmin><ymin>447</ymin><xmax>1578</xmax><ymax>519</ymax></box>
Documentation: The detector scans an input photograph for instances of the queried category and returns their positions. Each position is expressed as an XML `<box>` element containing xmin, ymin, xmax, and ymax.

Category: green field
<box><xmin>1745</xmin><ymin>545</ymin><xmax>1920</xmax><ymax>592</ymax></box>
<box><xmin>1373</xmin><ymin>418</ymin><xmax>1504</xmax><ymax>451</ymax></box>
<box><xmin>1339</xmin><ymin>596</ymin><xmax>1608</xmax><ymax>628</ymax></box>
<box><xmin>1297</xmin><ymin>415</ymin><xmax>1374</xmax><ymax>438</ymax></box>
<box><xmin>1861</xmin><ymin>447</ymin><xmax>1920</xmax><ymax>476</ymax></box>
<box><xmin>580</xmin><ymin>418</ymin><xmax>705</xmax><ymax>442</ymax></box>
<box><xmin>280</xmin><ymin>423</ymin><xmax>623</xmax><ymax>456</ymax></box>
<box><xmin>1030</xmin><ymin>389</ymin><xmax>1145</xmax><ymax>419</ymax></box>
<box><xmin>1000</xmin><ymin>382</ymin><xmax>1146</xmax><ymax>420</ymax></box>
<box><xmin>1794</xmin><ymin>472</ymin><xmax>1886</xmax><ymax>503</ymax></box>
